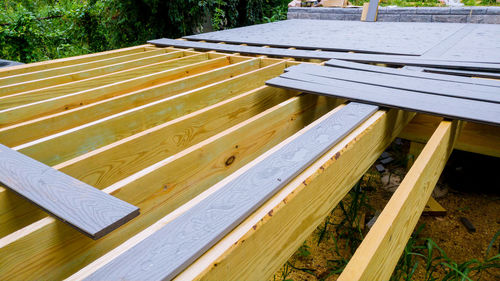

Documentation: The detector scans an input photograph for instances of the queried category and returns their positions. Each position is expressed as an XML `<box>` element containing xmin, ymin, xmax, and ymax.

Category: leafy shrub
<box><xmin>0</xmin><ymin>0</ymin><xmax>290</xmax><ymax>63</ymax></box>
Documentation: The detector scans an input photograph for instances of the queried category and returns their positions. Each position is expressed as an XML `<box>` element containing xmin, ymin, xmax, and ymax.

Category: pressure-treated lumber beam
<box><xmin>0</xmin><ymin>94</ymin><xmax>339</xmax><ymax>280</ymax></box>
<box><xmin>400</xmin><ymin>113</ymin><xmax>500</xmax><ymax>157</ymax></box>
<box><xmin>0</xmin><ymin>60</ymin><xmax>278</xmax><ymax>236</ymax></box>
<box><xmin>0</xmin><ymin>56</ymin><xmax>234</xmax><ymax>146</ymax></box>
<box><xmin>14</xmin><ymin>59</ymin><xmax>274</xmax><ymax>167</ymax></box>
<box><xmin>0</xmin><ymin>48</ymin><xmax>175</xmax><ymax>87</ymax></box>
<box><xmin>0</xmin><ymin>144</ymin><xmax>139</xmax><ymax>239</ymax></box>
<box><xmin>0</xmin><ymin>50</ymin><xmax>179</xmax><ymax>95</ymax></box>
<box><xmin>0</xmin><ymin>45</ymin><xmax>151</xmax><ymax>78</ymax></box>
<box><xmin>0</xmin><ymin>86</ymin><xmax>296</xmax><ymax>237</ymax></box>
<box><xmin>57</xmin><ymin>86</ymin><xmax>296</xmax><ymax>189</ymax></box>
<box><xmin>173</xmin><ymin>109</ymin><xmax>415</xmax><ymax>281</ymax></box>
<box><xmin>0</xmin><ymin>54</ymin><xmax>234</xmax><ymax>130</ymax></box>
<box><xmin>338</xmin><ymin>119</ymin><xmax>462</xmax><ymax>281</ymax></box>
<box><xmin>0</xmin><ymin>52</ymin><xmax>209</xmax><ymax>110</ymax></box>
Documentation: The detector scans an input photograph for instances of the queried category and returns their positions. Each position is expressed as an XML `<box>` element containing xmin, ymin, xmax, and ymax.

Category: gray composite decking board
<box><xmin>422</xmin><ymin>67</ymin><xmax>500</xmax><ymax>79</ymax></box>
<box><xmin>0</xmin><ymin>144</ymin><xmax>139</xmax><ymax>239</ymax></box>
<box><xmin>325</xmin><ymin>60</ymin><xmax>500</xmax><ymax>88</ymax></box>
<box><xmin>84</xmin><ymin>102</ymin><xmax>379</xmax><ymax>281</ymax></box>
<box><xmin>266</xmin><ymin>73</ymin><xmax>500</xmax><ymax>126</ymax></box>
<box><xmin>183</xmin><ymin>19</ymin><xmax>467</xmax><ymax>55</ymax></box>
<box><xmin>148</xmin><ymin>39</ymin><xmax>500</xmax><ymax>72</ymax></box>
<box><xmin>286</xmin><ymin>64</ymin><xmax>500</xmax><ymax>104</ymax></box>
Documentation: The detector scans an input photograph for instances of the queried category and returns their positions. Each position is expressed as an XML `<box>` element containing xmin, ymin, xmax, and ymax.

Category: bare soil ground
<box><xmin>272</xmin><ymin>140</ymin><xmax>500</xmax><ymax>281</ymax></box>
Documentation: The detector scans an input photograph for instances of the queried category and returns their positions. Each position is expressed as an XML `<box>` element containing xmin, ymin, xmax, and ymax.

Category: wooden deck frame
<box><xmin>0</xmin><ymin>46</ymin><xmax>344</xmax><ymax>279</ymax></box>
<box><xmin>0</xmin><ymin>43</ymin><xmax>496</xmax><ymax>280</ymax></box>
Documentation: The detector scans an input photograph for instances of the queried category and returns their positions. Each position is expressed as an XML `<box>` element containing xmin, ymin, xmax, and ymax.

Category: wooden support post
<box><xmin>406</xmin><ymin>141</ymin><xmax>425</xmax><ymax>170</ymax></box>
<box><xmin>338</xmin><ymin>120</ymin><xmax>462</xmax><ymax>281</ymax></box>
<box><xmin>407</xmin><ymin>141</ymin><xmax>447</xmax><ymax>216</ymax></box>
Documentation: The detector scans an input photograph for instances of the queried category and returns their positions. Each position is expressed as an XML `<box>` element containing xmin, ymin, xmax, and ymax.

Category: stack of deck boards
<box><xmin>266</xmin><ymin>60</ymin><xmax>500</xmax><ymax>126</ymax></box>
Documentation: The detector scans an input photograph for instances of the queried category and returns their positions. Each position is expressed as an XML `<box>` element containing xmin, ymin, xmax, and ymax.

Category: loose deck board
<box><xmin>267</xmin><ymin>72</ymin><xmax>500</xmax><ymax>125</ymax></box>
<box><xmin>287</xmin><ymin>64</ymin><xmax>500</xmax><ymax>103</ymax></box>
<box><xmin>0</xmin><ymin>144</ymin><xmax>139</xmax><ymax>239</ymax></box>
<box><xmin>183</xmin><ymin>19</ymin><xmax>466</xmax><ymax>55</ymax></box>
<box><xmin>325</xmin><ymin>57</ymin><xmax>500</xmax><ymax>72</ymax></box>
<box><xmin>422</xmin><ymin>67</ymin><xmax>500</xmax><ymax>79</ymax></box>
<box><xmin>325</xmin><ymin>59</ymin><xmax>500</xmax><ymax>88</ymax></box>
<box><xmin>84</xmin><ymin>102</ymin><xmax>378</xmax><ymax>281</ymax></box>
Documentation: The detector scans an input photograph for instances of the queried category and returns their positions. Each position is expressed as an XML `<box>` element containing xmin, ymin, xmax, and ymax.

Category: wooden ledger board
<box><xmin>0</xmin><ymin>144</ymin><xmax>139</xmax><ymax>239</ymax></box>
<box><xmin>84</xmin><ymin>102</ymin><xmax>379</xmax><ymax>280</ymax></box>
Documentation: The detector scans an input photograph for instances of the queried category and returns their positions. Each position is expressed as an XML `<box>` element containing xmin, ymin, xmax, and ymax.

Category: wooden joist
<box><xmin>338</xmin><ymin>119</ymin><xmax>462</xmax><ymax>281</ymax></box>
<box><xmin>0</xmin><ymin>59</ymin><xmax>281</xmax><ymax>238</ymax></box>
<box><xmin>0</xmin><ymin>44</ymin><xmax>151</xmax><ymax>78</ymax></box>
<box><xmin>0</xmin><ymin>144</ymin><xmax>139</xmax><ymax>239</ymax></box>
<box><xmin>0</xmin><ymin>55</ymin><xmax>233</xmax><ymax>147</ymax></box>
<box><xmin>0</xmin><ymin>49</ymin><xmax>179</xmax><ymax>96</ymax></box>
<box><xmin>0</xmin><ymin>48</ymin><xmax>176</xmax><ymax>87</ymax></box>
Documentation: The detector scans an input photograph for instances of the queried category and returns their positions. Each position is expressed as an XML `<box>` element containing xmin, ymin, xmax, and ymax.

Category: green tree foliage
<box><xmin>0</xmin><ymin>0</ymin><xmax>289</xmax><ymax>63</ymax></box>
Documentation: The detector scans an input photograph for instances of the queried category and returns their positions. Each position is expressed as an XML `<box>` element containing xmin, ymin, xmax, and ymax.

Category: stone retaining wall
<box><xmin>287</xmin><ymin>6</ymin><xmax>500</xmax><ymax>24</ymax></box>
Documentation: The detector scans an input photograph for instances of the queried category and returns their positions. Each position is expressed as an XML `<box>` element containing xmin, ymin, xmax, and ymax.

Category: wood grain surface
<box><xmin>84</xmin><ymin>102</ymin><xmax>378</xmax><ymax>280</ymax></box>
<box><xmin>0</xmin><ymin>144</ymin><xmax>139</xmax><ymax>239</ymax></box>
<box><xmin>287</xmin><ymin>64</ymin><xmax>500</xmax><ymax>103</ymax></box>
<box><xmin>267</xmin><ymin>72</ymin><xmax>500</xmax><ymax>126</ymax></box>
